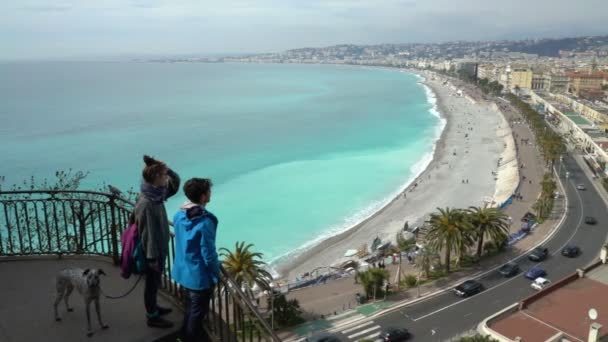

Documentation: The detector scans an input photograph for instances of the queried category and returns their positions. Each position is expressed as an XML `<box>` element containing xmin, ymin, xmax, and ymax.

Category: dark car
<box><xmin>305</xmin><ymin>333</ymin><xmax>341</xmax><ymax>342</ymax></box>
<box><xmin>528</xmin><ymin>247</ymin><xmax>549</xmax><ymax>262</ymax></box>
<box><xmin>585</xmin><ymin>216</ymin><xmax>597</xmax><ymax>225</ymax></box>
<box><xmin>379</xmin><ymin>328</ymin><xmax>411</xmax><ymax>341</ymax></box>
<box><xmin>454</xmin><ymin>280</ymin><xmax>483</xmax><ymax>297</ymax></box>
<box><xmin>524</xmin><ymin>265</ymin><xmax>546</xmax><ymax>280</ymax></box>
<box><xmin>561</xmin><ymin>245</ymin><xmax>581</xmax><ymax>258</ymax></box>
<box><xmin>498</xmin><ymin>262</ymin><xmax>520</xmax><ymax>277</ymax></box>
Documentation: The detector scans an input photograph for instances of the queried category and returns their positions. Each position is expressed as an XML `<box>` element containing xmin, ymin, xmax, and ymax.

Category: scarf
<box><xmin>140</xmin><ymin>182</ymin><xmax>167</xmax><ymax>203</ymax></box>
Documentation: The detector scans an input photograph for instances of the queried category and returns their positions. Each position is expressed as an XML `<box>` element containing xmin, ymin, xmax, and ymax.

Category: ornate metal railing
<box><xmin>0</xmin><ymin>190</ymin><xmax>280</xmax><ymax>342</ymax></box>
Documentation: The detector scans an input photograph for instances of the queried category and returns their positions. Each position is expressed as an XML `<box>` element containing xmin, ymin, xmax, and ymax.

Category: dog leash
<box><xmin>101</xmin><ymin>274</ymin><xmax>143</xmax><ymax>299</ymax></box>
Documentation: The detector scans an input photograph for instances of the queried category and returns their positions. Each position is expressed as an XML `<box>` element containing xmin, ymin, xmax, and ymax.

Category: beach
<box><xmin>276</xmin><ymin>70</ymin><xmax>512</xmax><ymax>281</ymax></box>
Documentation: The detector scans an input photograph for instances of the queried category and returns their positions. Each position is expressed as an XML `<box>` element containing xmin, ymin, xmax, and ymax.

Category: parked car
<box><xmin>498</xmin><ymin>262</ymin><xmax>520</xmax><ymax>277</ymax></box>
<box><xmin>305</xmin><ymin>333</ymin><xmax>341</xmax><ymax>342</ymax></box>
<box><xmin>585</xmin><ymin>216</ymin><xmax>597</xmax><ymax>225</ymax></box>
<box><xmin>379</xmin><ymin>328</ymin><xmax>411</xmax><ymax>341</ymax></box>
<box><xmin>531</xmin><ymin>277</ymin><xmax>551</xmax><ymax>291</ymax></box>
<box><xmin>577</xmin><ymin>184</ymin><xmax>586</xmax><ymax>190</ymax></box>
<box><xmin>524</xmin><ymin>266</ymin><xmax>547</xmax><ymax>280</ymax></box>
<box><xmin>561</xmin><ymin>245</ymin><xmax>581</xmax><ymax>258</ymax></box>
<box><xmin>528</xmin><ymin>247</ymin><xmax>549</xmax><ymax>262</ymax></box>
<box><xmin>454</xmin><ymin>280</ymin><xmax>483</xmax><ymax>297</ymax></box>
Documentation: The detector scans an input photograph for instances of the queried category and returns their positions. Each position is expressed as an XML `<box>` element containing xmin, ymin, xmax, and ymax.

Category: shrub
<box><xmin>404</xmin><ymin>274</ymin><xmax>418</xmax><ymax>287</ymax></box>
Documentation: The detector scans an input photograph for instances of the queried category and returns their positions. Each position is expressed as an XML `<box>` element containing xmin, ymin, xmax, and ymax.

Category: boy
<box><xmin>172</xmin><ymin>178</ymin><xmax>219</xmax><ymax>342</ymax></box>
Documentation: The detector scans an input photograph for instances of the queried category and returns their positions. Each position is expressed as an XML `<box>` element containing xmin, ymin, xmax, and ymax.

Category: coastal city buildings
<box><xmin>213</xmin><ymin>36</ymin><xmax>608</xmax><ymax>180</ymax></box>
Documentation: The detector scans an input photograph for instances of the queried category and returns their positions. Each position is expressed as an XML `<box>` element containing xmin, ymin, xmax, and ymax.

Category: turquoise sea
<box><xmin>0</xmin><ymin>62</ymin><xmax>441</xmax><ymax>269</ymax></box>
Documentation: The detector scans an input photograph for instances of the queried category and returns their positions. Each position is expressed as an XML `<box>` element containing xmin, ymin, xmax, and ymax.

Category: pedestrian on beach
<box><xmin>172</xmin><ymin>178</ymin><xmax>218</xmax><ymax>342</ymax></box>
<box><xmin>134</xmin><ymin>155</ymin><xmax>181</xmax><ymax>328</ymax></box>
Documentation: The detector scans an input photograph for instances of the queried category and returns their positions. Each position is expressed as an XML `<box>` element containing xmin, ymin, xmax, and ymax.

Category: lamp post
<box><xmin>266</xmin><ymin>282</ymin><xmax>276</xmax><ymax>330</ymax></box>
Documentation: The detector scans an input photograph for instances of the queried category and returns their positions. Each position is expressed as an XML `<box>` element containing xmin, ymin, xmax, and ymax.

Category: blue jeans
<box><xmin>183</xmin><ymin>288</ymin><xmax>212</xmax><ymax>342</ymax></box>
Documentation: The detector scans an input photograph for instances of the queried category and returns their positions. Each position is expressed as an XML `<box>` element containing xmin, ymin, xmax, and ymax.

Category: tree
<box><xmin>356</xmin><ymin>268</ymin><xmax>389</xmax><ymax>300</ymax></box>
<box><xmin>220</xmin><ymin>241</ymin><xmax>273</xmax><ymax>299</ymax></box>
<box><xmin>415</xmin><ymin>246</ymin><xmax>438</xmax><ymax>279</ymax></box>
<box><xmin>425</xmin><ymin>208</ymin><xmax>474</xmax><ymax>273</ymax></box>
<box><xmin>267</xmin><ymin>292</ymin><xmax>304</xmax><ymax>328</ymax></box>
<box><xmin>467</xmin><ymin>206</ymin><xmax>509</xmax><ymax>258</ymax></box>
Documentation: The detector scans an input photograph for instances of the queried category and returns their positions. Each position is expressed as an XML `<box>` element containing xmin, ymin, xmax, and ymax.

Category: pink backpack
<box><xmin>120</xmin><ymin>223</ymin><xmax>145</xmax><ymax>278</ymax></box>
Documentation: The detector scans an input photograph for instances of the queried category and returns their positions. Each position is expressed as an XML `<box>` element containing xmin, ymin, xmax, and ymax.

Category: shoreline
<box><xmin>274</xmin><ymin>69</ymin><xmax>473</xmax><ymax>281</ymax></box>
<box><xmin>268</xmin><ymin>68</ymin><xmax>446</xmax><ymax>276</ymax></box>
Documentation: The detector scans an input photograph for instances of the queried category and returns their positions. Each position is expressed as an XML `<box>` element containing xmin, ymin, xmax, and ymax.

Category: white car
<box><xmin>577</xmin><ymin>184</ymin><xmax>586</xmax><ymax>190</ymax></box>
<box><xmin>531</xmin><ymin>277</ymin><xmax>550</xmax><ymax>291</ymax></box>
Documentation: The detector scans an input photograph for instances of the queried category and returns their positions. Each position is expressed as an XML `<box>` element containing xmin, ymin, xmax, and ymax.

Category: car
<box><xmin>305</xmin><ymin>333</ymin><xmax>341</xmax><ymax>342</ymax></box>
<box><xmin>524</xmin><ymin>265</ymin><xmax>547</xmax><ymax>280</ymax></box>
<box><xmin>531</xmin><ymin>277</ymin><xmax>551</xmax><ymax>291</ymax></box>
<box><xmin>561</xmin><ymin>245</ymin><xmax>581</xmax><ymax>258</ymax></box>
<box><xmin>379</xmin><ymin>328</ymin><xmax>411</xmax><ymax>341</ymax></box>
<box><xmin>577</xmin><ymin>184</ymin><xmax>586</xmax><ymax>190</ymax></box>
<box><xmin>454</xmin><ymin>280</ymin><xmax>483</xmax><ymax>297</ymax></box>
<box><xmin>585</xmin><ymin>216</ymin><xmax>597</xmax><ymax>225</ymax></box>
<box><xmin>528</xmin><ymin>247</ymin><xmax>549</xmax><ymax>262</ymax></box>
<box><xmin>498</xmin><ymin>262</ymin><xmax>520</xmax><ymax>277</ymax></box>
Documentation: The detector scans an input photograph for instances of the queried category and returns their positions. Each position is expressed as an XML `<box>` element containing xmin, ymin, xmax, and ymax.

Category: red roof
<box><xmin>489</xmin><ymin>277</ymin><xmax>608</xmax><ymax>341</ymax></box>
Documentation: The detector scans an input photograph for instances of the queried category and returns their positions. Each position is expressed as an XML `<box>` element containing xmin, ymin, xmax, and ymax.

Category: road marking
<box><xmin>347</xmin><ymin>325</ymin><xmax>381</xmax><ymax>339</ymax></box>
<box><xmin>330</xmin><ymin>314</ymin><xmax>367</xmax><ymax>331</ymax></box>
<box><xmin>464</xmin><ymin>312</ymin><xmax>473</xmax><ymax>317</ymax></box>
<box><xmin>355</xmin><ymin>331</ymin><xmax>381</xmax><ymax>341</ymax></box>
<box><xmin>413</xmin><ymin>167</ymin><xmax>579</xmax><ymax>322</ymax></box>
<box><xmin>341</xmin><ymin>320</ymin><xmax>374</xmax><ymax>334</ymax></box>
<box><xmin>551</xmin><ymin>176</ymin><xmax>585</xmax><ymax>257</ymax></box>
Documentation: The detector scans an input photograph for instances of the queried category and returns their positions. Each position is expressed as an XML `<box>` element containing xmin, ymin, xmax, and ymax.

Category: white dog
<box><xmin>53</xmin><ymin>268</ymin><xmax>109</xmax><ymax>337</ymax></box>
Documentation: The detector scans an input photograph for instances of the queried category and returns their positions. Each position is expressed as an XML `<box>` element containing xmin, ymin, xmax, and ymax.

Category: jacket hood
<box><xmin>175</xmin><ymin>201</ymin><xmax>207</xmax><ymax>231</ymax></box>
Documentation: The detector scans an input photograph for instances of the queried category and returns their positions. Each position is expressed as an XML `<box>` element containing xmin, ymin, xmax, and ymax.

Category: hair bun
<box><xmin>143</xmin><ymin>155</ymin><xmax>160</xmax><ymax>166</ymax></box>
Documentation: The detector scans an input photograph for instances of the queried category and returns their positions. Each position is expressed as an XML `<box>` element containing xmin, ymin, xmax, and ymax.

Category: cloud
<box><xmin>19</xmin><ymin>4</ymin><xmax>73</xmax><ymax>12</ymax></box>
<box><xmin>1</xmin><ymin>0</ymin><xmax>606</xmax><ymax>60</ymax></box>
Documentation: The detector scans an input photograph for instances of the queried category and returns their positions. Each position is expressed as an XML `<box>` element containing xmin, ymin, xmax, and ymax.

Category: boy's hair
<box><xmin>142</xmin><ymin>155</ymin><xmax>168</xmax><ymax>184</ymax></box>
<box><xmin>183</xmin><ymin>178</ymin><xmax>213</xmax><ymax>203</ymax></box>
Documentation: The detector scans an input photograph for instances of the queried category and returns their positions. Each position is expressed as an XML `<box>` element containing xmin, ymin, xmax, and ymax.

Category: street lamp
<box><xmin>265</xmin><ymin>282</ymin><xmax>276</xmax><ymax>330</ymax></box>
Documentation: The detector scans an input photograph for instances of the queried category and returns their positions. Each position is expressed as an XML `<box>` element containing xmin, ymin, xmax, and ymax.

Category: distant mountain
<box><xmin>486</xmin><ymin>36</ymin><xmax>608</xmax><ymax>57</ymax></box>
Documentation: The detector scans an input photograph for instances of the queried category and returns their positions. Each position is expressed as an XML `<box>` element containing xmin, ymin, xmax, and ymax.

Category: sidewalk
<box><xmin>276</xmin><ymin>89</ymin><xmax>555</xmax><ymax>340</ymax></box>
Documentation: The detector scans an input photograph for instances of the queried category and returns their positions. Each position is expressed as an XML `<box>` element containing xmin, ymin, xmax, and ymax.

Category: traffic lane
<box><xmin>375</xmin><ymin>174</ymin><xmax>604</xmax><ymax>338</ymax></box>
<box><xmin>399</xmin><ymin>194</ymin><xmax>582</xmax><ymax>321</ymax></box>
<box><xmin>381</xmin><ymin>252</ymin><xmax>592</xmax><ymax>341</ymax></box>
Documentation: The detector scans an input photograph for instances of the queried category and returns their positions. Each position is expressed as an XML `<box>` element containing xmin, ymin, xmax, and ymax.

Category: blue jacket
<box><xmin>171</xmin><ymin>204</ymin><xmax>220</xmax><ymax>291</ymax></box>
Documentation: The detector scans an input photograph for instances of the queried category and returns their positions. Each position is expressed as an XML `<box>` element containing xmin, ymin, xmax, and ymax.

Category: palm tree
<box><xmin>415</xmin><ymin>246</ymin><xmax>438</xmax><ymax>279</ymax></box>
<box><xmin>425</xmin><ymin>208</ymin><xmax>474</xmax><ymax>273</ymax></box>
<box><xmin>220</xmin><ymin>241</ymin><xmax>273</xmax><ymax>298</ymax></box>
<box><xmin>467</xmin><ymin>206</ymin><xmax>510</xmax><ymax>258</ymax></box>
<box><xmin>356</xmin><ymin>268</ymin><xmax>389</xmax><ymax>300</ymax></box>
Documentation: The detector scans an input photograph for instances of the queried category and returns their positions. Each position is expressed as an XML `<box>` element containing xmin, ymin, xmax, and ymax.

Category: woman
<box><xmin>134</xmin><ymin>155</ymin><xmax>180</xmax><ymax>328</ymax></box>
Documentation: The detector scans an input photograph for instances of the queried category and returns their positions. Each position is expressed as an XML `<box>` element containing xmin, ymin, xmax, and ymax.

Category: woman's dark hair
<box><xmin>142</xmin><ymin>155</ymin><xmax>167</xmax><ymax>184</ymax></box>
<box><xmin>183</xmin><ymin>178</ymin><xmax>213</xmax><ymax>203</ymax></box>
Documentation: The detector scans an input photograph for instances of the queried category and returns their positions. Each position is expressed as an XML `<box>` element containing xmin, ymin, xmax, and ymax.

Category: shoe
<box><xmin>147</xmin><ymin>316</ymin><xmax>174</xmax><ymax>328</ymax></box>
<box><xmin>157</xmin><ymin>306</ymin><xmax>173</xmax><ymax>316</ymax></box>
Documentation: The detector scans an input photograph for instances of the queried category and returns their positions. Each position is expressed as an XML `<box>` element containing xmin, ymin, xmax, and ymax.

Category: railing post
<box><xmin>108</xmin><ymin>195</ymin><xmax>120</xmax><ymax>265</ymax></box>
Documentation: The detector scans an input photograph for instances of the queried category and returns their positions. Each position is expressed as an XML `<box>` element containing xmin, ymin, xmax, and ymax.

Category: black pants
<box><xmin>182</xmin><ymin>288</ymin><xmax>212</xmax><ymax>342</ymax></box>
<box><xmin>144</xmin><ymin>267</ymin><xmax>162</xmax><ymax>317</ymax></box>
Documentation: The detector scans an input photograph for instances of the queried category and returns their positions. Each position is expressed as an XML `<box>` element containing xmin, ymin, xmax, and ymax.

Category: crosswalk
<box><xmin>339</xmin><ymin>320</ymin><xmax>382</xmax><ymax>341</ymax></box>
<box><xmin>290</xmin><ymin>311</ymin><xmax>384</xmax><ymax>342</ymax></box>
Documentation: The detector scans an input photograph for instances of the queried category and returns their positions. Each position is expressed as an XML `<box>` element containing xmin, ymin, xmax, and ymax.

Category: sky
<box><xmin>1</xmin><ymin>0</ymin><xmax>607</xmax><ymax>60</ymax></box>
